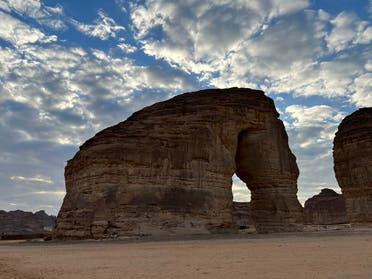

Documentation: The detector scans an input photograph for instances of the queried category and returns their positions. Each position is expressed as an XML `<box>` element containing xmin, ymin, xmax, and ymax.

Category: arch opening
<box><xmin>232</xmin><ymin>174</ymin><xmax>251</xmax><ymax>202</ymax></box>
<box><xmin>231</xmin><ymin>130</ymin><xmax>256</xmax><ymax>231</ymax></box>
<box><xmin>231</xmin><ymin>173</ymin><xmax>254</xmax><ymax>231</ymax></box>
<box><xmin>233</xmin><ymin>128</ymin><xmax>303</xmax><ymax>233</ymax></box>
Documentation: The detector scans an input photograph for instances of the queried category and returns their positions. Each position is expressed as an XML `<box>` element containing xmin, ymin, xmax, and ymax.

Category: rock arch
<box><xmin>54</xmin><ymin>88</ymin><xmax>304</xmax><ymax>239</ymax></box>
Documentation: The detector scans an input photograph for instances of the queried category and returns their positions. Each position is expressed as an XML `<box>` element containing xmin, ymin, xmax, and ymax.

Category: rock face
<box><xmin>0</xmin><ymin>210</ymin><xmax>56</xmax><ymax>238</ymax></box>
<box><xmin>333</xmin><ymin>108</ymin><xmax>372</xmax><ymax>223</ymax></box>
<box><xmin>54</xmin><ymin>88</ymin><xmax>304</xmax><ymax>239</ymax></box>
<box><xmin>304</xmin><ymin>188</ymin><xmax>348</xmax><ymax>225</ymax></box>
<box><xmin>232</xmin><ymin>202</ymin><xmax>254</xmax><ymax>229</ymax></box>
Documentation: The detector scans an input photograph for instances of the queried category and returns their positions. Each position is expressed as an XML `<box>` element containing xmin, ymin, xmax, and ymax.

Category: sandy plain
<box><xmin>1</xmin><ymin>231</ymin><xmax>372</xmax><ymax>279</ymax></box>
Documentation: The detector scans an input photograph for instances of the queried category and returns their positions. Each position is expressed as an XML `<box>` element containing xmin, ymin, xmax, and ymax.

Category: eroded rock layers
<box><xmin>54</xmin><ymin>88</ymin><xmax>303</xmax><ymax>239</ymax></box>
<box><xmin>304</xmin><ymin>188</ymin><xmax>348</xmax><ymax>225</ymax></box>
<box><xmin>334</xmin><ymin>108</ymin><xmax>372</xmax><ymax>223</ymax></box>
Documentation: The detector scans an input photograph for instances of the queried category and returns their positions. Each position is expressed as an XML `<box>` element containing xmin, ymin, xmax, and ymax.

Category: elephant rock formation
<box><xmin>54</xmin><ymin>88</ymin><xmax>304</xmax><ymax>239</ymax></box>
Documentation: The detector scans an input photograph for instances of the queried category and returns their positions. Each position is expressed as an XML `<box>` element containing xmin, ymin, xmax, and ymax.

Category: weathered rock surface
<box><xmin>333</xmin><ymin>108</ymin><xmax>372</xmax><ymax>223</ymax></box>
<box><xmin>304</xmin><ymin>188</ymin><xmax>348</xmax><ymax>225</ymax></box>
<box><xmin>0</xmin><ymin>210</ymin><xmax>56</xmax><ymax>238</ymax></box>
<box><xmin>232</xmin><ymin>202</ymin><xmax>254</xmax><ymax>229</ymax></box>
<box><xmin>54</xmin><ymin>88</ymin><xmax>304</xmax><ymax>239</ymax></box>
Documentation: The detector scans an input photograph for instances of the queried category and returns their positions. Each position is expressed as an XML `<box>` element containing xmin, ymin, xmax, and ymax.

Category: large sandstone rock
<box><xmin>54</xmin><ymin>88</ymin><xmax>304</xmax><ymax>239</ymax></box>
<box><xmin>333</xmin><ymin>108</ymin><xmax>372</xmax><ymax>223</ymax></box>
<box><xmin>304</xmin><ymin>188</ymin><xmax>348</xmax><ymax>225</ymax></box>
<box><xmin>0</xmin><ymin>210</ymin><xmax>56</xmax><ymax>238</ymax></box>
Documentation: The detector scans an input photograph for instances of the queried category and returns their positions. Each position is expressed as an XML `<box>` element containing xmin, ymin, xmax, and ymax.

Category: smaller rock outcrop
<box><xmin>0</xmin><ymin>210</ymin><xmax>56</xmax><ymax>239</ymax></box>
<box><xmin>232</xmin><ymin>202</ymin><xmax>254</xmax><ymax>229</ymax></box>
<box><xmin>333</xmin><ymin>108</ymin><xmax>372</xmax><ymax>223</ymax></box>
<box><xmin>304</xmin><ymin>189</ymin><xmax>348</xmax><ymax>225</ymax></box>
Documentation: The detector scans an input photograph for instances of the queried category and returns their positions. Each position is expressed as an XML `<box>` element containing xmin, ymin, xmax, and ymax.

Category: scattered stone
<box><xmin>333</xmin><ymin>108</ymin><xmax>372</xmax><ymax>223</ymax></box>
<box><xmin>54</xmin><ymin>88</ymin><xmax>304</xmax><ymax>239</ymax></box>
<box><xmin>304</xmin><ymin>188</ymin><xmax>348</xmax><ymax>225</ymax></box>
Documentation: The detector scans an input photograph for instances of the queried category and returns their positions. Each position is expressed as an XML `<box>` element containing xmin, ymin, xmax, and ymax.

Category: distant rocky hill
<box><xmin>304</xmin><ymin>189</ymin><xmax>348</xmax><ymax>225</ymax></box>
<box><xmin>0</xmin><ymin>210</ymin><xmax>56</xmax><ymax>239</ymax></box>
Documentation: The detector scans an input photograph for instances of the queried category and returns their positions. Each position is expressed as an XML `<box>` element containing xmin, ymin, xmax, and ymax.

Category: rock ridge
<box><xmin>0</xmin><ymin>210</ymin><xmax>56</xmax><ymax>238</ymax></box>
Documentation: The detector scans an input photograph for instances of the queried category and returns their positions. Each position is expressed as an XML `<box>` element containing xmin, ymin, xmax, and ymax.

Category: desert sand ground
<box><xmin>1</xmin><ymin>231</ymin><xmax>372</xmax><ymax>279</ymax></box>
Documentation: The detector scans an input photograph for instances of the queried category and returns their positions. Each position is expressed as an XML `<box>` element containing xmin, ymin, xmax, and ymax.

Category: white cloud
<box><xmin>130</xmin><ymin>0</ymin><xmax>310</xmax><ymax>75</ymax></box>
<box><xmin>269</xmin><ymin>46</ymin><xmax>368</xmax><ymax>100</ymax></box>
<box><xmin>210</xmin><ymin>10</ymin><xmax>371</xmax><ymax>101</ymax></box>
<box><xmin>0</xmin><ymin>0</ymin><xmax>43</xmax><ymax>18</ymax></box>
<box><xmin>0</xmin><ymin>38</ymin><xmax>197</xmax><ymax>146</ymax></box>
<box><xmin>211</xmin><ymin>10</ymin><xmax>327</xmax><ymax>88</ymax></box>
<box><xmin>70</xmin><ymin>10</ymin><xmax>125</xmax><ymax>40</ymax></box>
<box><xmin>38</xmin><ymin>17</ymin><xmax>67</xmax><ymax>31</ymax></box>
<box><xmin>0</xmin><ymin>47</ymin><xmax>21</xmax><ymax>74</ymax></box>
<box><xmin>352</xmin><ymin>73</ymin><xmax>372</xmax><ymax>107</ymax></box>
<box><xmin>130</xmin><ymin>2</ymin><xmax>370</xmax><ymax>105</ymax></box>
<box><xmin>10</xmin><ymin>175</ymin><xmax>53</xmax><ymax>184</ymax></box>
<box><xmin>115</xmin><ymin>0</ymin><xmax>128</xmax><ymax>13</ymax></box>
<box><xmin>268</xmin><ymin>0</ymin><xmax>310</xmax><ymax>17</ymax></box>
<box><xmin>285</xmin><ymin>105</ymin><xmax>345</xmax><ymax>128</ymax></box>
<box><xmin>0</xmin><ymin>1</ymin><xmax>11</xmax><ymax>12</ymax></box>
<box><xmin>117</xmin><ymin>43</ymin><xmax>137</xmax><ymax>53</ymax></box>
<box><xmin>44</xmin><ymin>5</ymin><xmax>63</xmax><ymax>16</ymax></box>
<box><xmin>326</xmin><ymin>12</ymin><xmax>372</xmax><ymax>52</ymax></box>
<box><xmin>32</xmin><ymin>190</ymin><xmax>65</xmax><ymax>196</ymax></box>
<box><xmin>356</xmin><ymin>26</ymin><xmax>372</xmax><ymax>44</ymax></box>
<box><xmin>0</xmin><ymin>11</ymin><xmax>57</xmax><ymax>46</ymax></box>
<box><xmin>0</xmin><ymin>0</ymin><xmax>67</xmax><ymax>30</ymax></box>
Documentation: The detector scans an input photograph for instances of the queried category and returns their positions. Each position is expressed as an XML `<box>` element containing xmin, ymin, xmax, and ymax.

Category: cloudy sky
<box><xmin>0</xmin><ymin>0</ymin><xmax>371</xmax><ymax>215</ymax></box>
